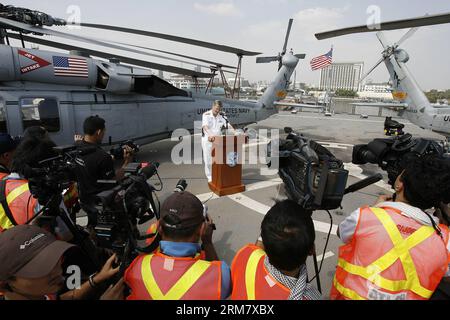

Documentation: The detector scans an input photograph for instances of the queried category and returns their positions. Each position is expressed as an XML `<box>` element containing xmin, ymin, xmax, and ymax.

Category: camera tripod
<box><xmin>27</xmin><ymin>193</ymin><xmax>104</xmax><ymax>271</ymax></box>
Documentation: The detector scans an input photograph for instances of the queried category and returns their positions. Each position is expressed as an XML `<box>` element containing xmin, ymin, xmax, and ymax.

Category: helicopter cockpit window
<box><xmin>20</xmin><ymin>98</ymin><xmax>60</xmax><ymax>133</ymax></box>
<box><xmin>96</xmin><ymin>67</ymin><xmax>109</xmax><ymax>90</ymax></box>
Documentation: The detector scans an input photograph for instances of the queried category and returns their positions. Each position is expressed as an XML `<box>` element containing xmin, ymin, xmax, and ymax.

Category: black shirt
<box><xmin>75</xmin><ymin>141</ymin><xmax>115</xmax><ymax>204</ymax></box>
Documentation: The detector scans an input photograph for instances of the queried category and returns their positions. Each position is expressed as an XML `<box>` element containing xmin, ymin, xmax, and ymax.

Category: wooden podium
<box><xmin>208</xmin><ymin>135</ymin><xmax>246</xmax><ymax>196</ymax></box>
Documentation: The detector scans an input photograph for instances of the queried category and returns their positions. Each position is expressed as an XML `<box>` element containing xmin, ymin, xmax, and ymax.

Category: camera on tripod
<box><xmin>268</xmin><ymin>128</ymin><xmax>383</xmax><ymax>293</ymax></box>
<box><xmin>25</xmin><ymin>145</ymin><xmax>85</xmax><ymax>206</ymax></box>
<box><xmin>271</xmin><ymin>127</ymin><xmax>349</xmax><ymax>211</ymax></box>
<box><xmin>109</xmin><ymin>140</ymin><xmax>140</xmax><ymax>160</ymax></box>
<box><xmin>94</xmin><ymin>162</ymin><xmax>160</xmax><ymax>258</ymax></box>
<box><xmin>24</xmin><ymin>146</ymin><xmax>109</xmax><ymax>270</ymax></box>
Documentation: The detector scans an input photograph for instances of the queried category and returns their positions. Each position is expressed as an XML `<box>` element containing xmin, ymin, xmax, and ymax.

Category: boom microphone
<box><xmin>344</xmin><ymin>174</ymin><xmax>383</xmax><ymax>195</ymax></box>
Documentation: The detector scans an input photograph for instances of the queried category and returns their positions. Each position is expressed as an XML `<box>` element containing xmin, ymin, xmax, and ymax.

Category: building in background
<box><xmin>227</xmin><ymin>77</ymin><xmax>251</xmax><ymax>88</ymax></box>
<box><xmin>320</xmin><ymin>62</ymin><xmax>364</xmax><ymax>92</ymax></box>
<box><xmin>168</xmin><ymin>75</ymin><xmax>208</xmax><ymax>91</ymax></box>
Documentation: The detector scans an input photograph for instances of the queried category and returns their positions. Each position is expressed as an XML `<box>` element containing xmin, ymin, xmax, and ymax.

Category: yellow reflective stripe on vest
<box><xmin>6</xmin><ymin>183</ymin><xmax>29</xmax><ymax>204</ymax></box>
<box><xmin>141</xmin><ymin>254</ymin><xmax>212</xmax><ymax>300</ymax></box>
<box><xmin>245</xmin><ymin>249</ymin><xmax>266</xmax><ymax>300</ymax></box>
<box><xmin>338</xmin><ymin>208</ymin><xmax>435</xmax><ymax>299</ymax></box>
<box><xmin>0</xmin><ymin>183</ymin><xmax>30</xmax><ymax>231</ymax></box>
<box><xmin>333</xmin><ymin>277</ymin><xmax>366</xmax><ymax>300</ymax></box>
<box><xmin>0</xmin><ymin>205</ymin><xmax>14</xmax><ymax>230</ymax></box>
<box><xmin>337</xmin><ymin>226</ymin><xmax>435</xmax><ymax>293</ymax></box>
<box><xmin>372</xmin><ymin>208</ymin><xmax>434</xmax><ymax>298</ymax></box>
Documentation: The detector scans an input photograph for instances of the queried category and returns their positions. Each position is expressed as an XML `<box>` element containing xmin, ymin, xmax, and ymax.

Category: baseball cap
<box><xmin>160</xmin><ymin>192</ymin><xmax>205</xmax><ymax>230</ymax></box>
<box><xmin>0</xmin><ymin>133</ymin><xmax>20</xmax><ymax>155</ymax></box>
<box><xmin>0</xmin><ymin>225</ymin><xmax>75</xmax><ymax>282</ymax></box>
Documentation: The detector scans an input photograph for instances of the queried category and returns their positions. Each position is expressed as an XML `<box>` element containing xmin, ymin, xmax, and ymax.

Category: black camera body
<box><xmin>26</xmin><ymin>145</ymin><xmax>85</xmax><ymax>206</ymax></box>
<box><xmin>94</xmin><ymin>162</ymin><xmax>159</xmax><ymax>259</ymax></box>
<box><xmin>110</xmin><ymin>140</ymin><xmax>140</xmax><ymax>160</ymax></box>
<box><xmin>353</xmin><ymin>133</ymin><xmax>447</xmax><ymax>187</ymax></box>
<box><xmin>274</xmin><ymin>128</ymin><xmax>349</xmax><ymax>211</ymax></box>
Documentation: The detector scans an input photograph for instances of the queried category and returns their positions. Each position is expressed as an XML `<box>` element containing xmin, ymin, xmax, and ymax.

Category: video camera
<box><xmin>109</xmin><ymin>140</ymin><xmax>140</xmax><ymax>160</ymax></box>
<box><xmin>353</xmin><ymin>133</ymin><xmax>447</xmax><ymax>187</ymax></box>
<box><xmin>269</xmin><ymin>128</ymin><xmax>383</xmax><ymax>293</ymax></box>
<box><xmin>24</xmin><ymin>146</ymin><xmax>109</xmax><ymax>270</ymax></box>
<box><xmin>94</xmin><ymin>162</ymin><xmax>161</xmax><ymax>265</ymax></box>
<box><xmin>272</xmin><ymin>128</ymin><xmax>349</xmax><ymax>211</ymax></box>
<box><xmin>25</xmin><ymin>145</ymin><xmax>85</xmax><ymax>206</ymax></box>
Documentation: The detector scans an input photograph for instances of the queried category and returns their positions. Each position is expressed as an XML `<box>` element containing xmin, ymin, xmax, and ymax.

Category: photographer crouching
<box><xmin>0</xmin><ymin>225</ymin><xmax>120</xmax><ymax>300</ymax></box>
<box><xmin>120</xmin><ymin>191</ymin><xmax>231</xmax><ymax>300</ymax></box>
<box><xmin>75</xmin><ymin>116</ymin><xmax>135</xmax><ymax>229</ymax></box>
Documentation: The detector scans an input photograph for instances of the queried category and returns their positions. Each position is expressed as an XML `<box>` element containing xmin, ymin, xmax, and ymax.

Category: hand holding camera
<box><xmin>201</xmin><ymin>213</ymin><xmax>216</xmax><ymax>245</ymax></box>
<box><xmin>110</xmin><ymin>140</ymin><xmax>140</xmax><ymax>162</ymax></box>
<box><xmin>122</xmin><ymin>145</ymin><xmax>134</xmax><ymax>165</ymax></box>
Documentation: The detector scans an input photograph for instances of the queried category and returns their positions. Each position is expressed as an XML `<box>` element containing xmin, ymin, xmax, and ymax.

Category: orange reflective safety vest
<box><xmin>331</xmin><ymin>206</ymin><xmax>450</xmax><ymax>300</ymax></box>
<box><xmin>0</xmin><ymin>179</ymin><xmax>38</xmax><ymax>232</ymax></box>
<box><xmin>0</xmin><ymin>172</ymin><xmax>9</xmax><ymax>180</ymax></box>
<box><xmin>231</xmin><ymin>245</ymin><xmax>291</xmax><ymax>300</ymax></box>
<box><xmin>124</xmin><ymin>252</ymin><xmax>222</xmax><ymax>300</ymax></box>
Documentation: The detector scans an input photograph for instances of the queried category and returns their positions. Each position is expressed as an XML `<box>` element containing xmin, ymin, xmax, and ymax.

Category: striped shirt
<box><xmin>264</xmin><ymin>257</ymin><xmax>322</xmax><ymax>300</ymax></box>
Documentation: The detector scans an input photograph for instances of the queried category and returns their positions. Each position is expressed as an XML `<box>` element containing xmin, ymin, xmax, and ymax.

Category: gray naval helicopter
<box><xmin>316</xmin><ymin>12</ymin><xmax>450</xmax><ymax>137</ymax></box>
<box><xmin>0</xmin><ymin>4</ymin><xmax>305</xmax><ymax>146</ymax></box>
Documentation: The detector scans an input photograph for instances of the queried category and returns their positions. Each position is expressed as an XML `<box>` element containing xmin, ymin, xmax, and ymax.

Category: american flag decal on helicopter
<box><xmin>53</xmin><ymin>56</ymin><xmax>88</xmax><ymax>78</ymax></box>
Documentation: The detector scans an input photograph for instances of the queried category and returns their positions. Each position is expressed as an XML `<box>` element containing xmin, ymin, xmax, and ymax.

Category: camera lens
<box><xmin>352</xmin><ymin>145</ymin><xmax>378</xmax><ymax>165</ymax></box>
<box><xmin>174</xmin><ymin>179</ymin><xmax>188</xmax><ymax>193</ymax></box>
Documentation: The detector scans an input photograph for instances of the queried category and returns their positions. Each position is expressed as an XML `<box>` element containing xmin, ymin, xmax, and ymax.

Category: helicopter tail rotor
<box><xmin>256</xmin><ymin>19</ymin><xmax>305</xmax><ymax>70</ymax></box>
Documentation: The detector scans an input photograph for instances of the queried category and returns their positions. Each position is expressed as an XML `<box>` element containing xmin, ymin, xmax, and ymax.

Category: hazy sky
<box><xmin>6</xmin><ymin>0</ymin><xmax>450</xmax><ymax>90</ymax></box>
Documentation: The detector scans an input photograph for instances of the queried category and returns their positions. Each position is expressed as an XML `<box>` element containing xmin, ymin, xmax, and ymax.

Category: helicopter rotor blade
<box><xmin>0</xmin><ymin>17</ymin><xmax>259</xmax><ymax>65</ymax></box>
<box><xmin>73</xmin><ymin>22</ymin><xmax>261</xmax><ymax>56</ymax></box>
<box><xmin>360</xmin><ymin>57</ymin><xmax>386</xmax><ymax>83</ymax></box>
<box><xmin>256</xmin><ymin>56</ymin><xmax>279</xmax><ymax>64</ymax></box>
<box><xmin>396</xmin><ymin>27</ymin><xmax>419</xmax><ymax>46</ymax></box>
<box><xmin>107</xmin><ymin>41</ymin><xmax>237</xmax><ymax>70</ymax></box>
<box><xmin>376</xmin><ymin>31</ymin><xmax>390</xmax><ymax>49</ymax></box>
<box><xmin>83</xmin><ymin>40</ymin><xmax>213</xmax><ymax>70</ymax></box>
<box><xmin>315</xmin><ymin>12</ymin><xmax>450</xmax><ymax>40</ymax></box>
<box><xmin>6</xmin><ymin>33</ymin><xmax>214</xmax><ymax>78</ymax></box>
<box><xmin>0</xmin><ymin>17</ymin><xmax>193</xmax><ymax>61</ymax></box>
<box><xmin>282</xmin><ymin>19</ymin><xmax>294</xmax><ymax>55</ymax></box>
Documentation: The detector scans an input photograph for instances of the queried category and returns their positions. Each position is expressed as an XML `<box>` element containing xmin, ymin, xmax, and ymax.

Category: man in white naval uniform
<box><xmin>202</xmin><ymin>100</ymin><xmax>235</xmax><ymax>182</ymax></box>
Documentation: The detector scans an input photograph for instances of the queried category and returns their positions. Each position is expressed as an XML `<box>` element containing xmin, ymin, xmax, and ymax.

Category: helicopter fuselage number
<box><xmin>197</xmin><ymin>107</ymin><xmax>251</xmax><ymax>118</ymax></box>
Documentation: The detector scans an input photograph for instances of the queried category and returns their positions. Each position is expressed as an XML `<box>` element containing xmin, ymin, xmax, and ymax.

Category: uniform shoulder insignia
<box><xmin>204</xmin><ymin>112</ymin><xmax>211</xmax><ymax>115</ymax></box>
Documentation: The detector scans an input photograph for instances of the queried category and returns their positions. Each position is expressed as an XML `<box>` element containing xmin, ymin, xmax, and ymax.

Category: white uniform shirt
<box><xmin>202</xmin><ymin>111</ymin><xmax>228</xmax><ymax>140</ymax></box>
